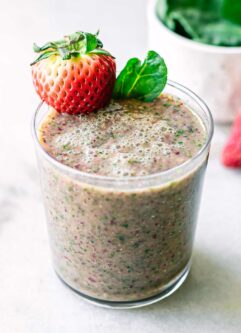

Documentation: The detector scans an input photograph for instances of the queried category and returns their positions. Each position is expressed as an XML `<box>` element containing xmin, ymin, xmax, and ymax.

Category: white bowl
<box><xmin>148</xmin><ymin>0</ymin><xmax>241</xmax><ymax>123</ymax></box>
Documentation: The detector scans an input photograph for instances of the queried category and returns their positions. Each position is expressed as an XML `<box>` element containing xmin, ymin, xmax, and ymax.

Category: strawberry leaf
<box><xmin>33</xmin><ymin>42</ymin><xmax>59</xmax><ymax>53</ymax></box>
<box><xmin>89</xmin><ymin>48</ymin><xmax>114</xmax><ymax>57</ymax></box>
<box><xmin>30</xmin><ymin>50</ymin><xmax>58</xmax><ymax>65</ymax></box>
<box><xmin>113</xmin><ymin>51</ymin><xmax>167</xmax><ymax>102</ymax></box>
<box><xmin>31</xmin><ymin>31</ymin><xmax>114</xmax><ymax>65</ymax></box>
<box><xmin>85</xmin><ymin>32</ymin><xmax>98</xmax><ymax>53</ymax></box>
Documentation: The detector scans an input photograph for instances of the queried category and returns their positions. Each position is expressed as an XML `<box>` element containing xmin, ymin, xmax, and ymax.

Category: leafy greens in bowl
<box><xmin>156</xmin><ymin>0</ymin><xmax>241</xmax><ymax>47</ymax></box>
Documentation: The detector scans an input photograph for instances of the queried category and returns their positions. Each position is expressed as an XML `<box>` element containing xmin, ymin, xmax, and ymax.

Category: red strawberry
<box><xmin>222</xmin><ymin>109</ymin><xmax>241</xmax><ymax>167</ymax></box>
<box><xmin>31</xmin><ymin>31</ymin><xmax>116</xmax><ymax>114</ymax></box>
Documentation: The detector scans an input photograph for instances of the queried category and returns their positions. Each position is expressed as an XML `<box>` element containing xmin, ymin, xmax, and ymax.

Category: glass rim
<box><xmin>32</xmin><ymin>80</ymin><xmax>214</xmax><ymax>186</ymax></box>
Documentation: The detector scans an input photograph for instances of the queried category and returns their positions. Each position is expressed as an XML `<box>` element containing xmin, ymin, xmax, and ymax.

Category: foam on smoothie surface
<box><xmin>39</xmin><ymin>94</ymin><xmax>206</xmax><ymax>177</ymax></box>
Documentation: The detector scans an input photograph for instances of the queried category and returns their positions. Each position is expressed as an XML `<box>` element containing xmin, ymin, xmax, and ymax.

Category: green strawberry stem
<box><xmin>31</xmin><ymin>31</ymin><xmax>113</xmax><ymax>65</ymax></box>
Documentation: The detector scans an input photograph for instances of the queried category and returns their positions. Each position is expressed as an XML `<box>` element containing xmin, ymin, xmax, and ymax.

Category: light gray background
<box><xmin>0</xmin><ymin>1</ymin><xmax>240</xmax><ymax>332</ymax></box>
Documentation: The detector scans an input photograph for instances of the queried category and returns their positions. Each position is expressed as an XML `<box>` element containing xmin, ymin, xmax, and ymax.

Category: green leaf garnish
<box><xmin>113</xmin><ymin>50</ymin><xmax>167</xmax><ymax>102</ymax></box>
<box><xmin>31</xmin><ymin>31</ymin><xmax>114</xmax><ymax>65</ymax></box>
<box><xmin>156</xmin><ymin>0</ymin><xmax>241</xmax><ymax>46</ymax></box>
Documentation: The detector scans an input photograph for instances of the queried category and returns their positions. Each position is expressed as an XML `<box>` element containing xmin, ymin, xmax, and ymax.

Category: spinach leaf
<box><xmin>222</xmin><ymin>0</ymin><xmax>241</xmax><ymax>25</ymax></box>
<box><xmin>200</xmin><ymin>21</ymin><xmax>241</xmax><ymax>46</ymax></box>
<box><xmin>157</xmin><ymin>0</ymin><xmax>223</xmax><ymax>17</ymax></box>
<box><xmin>113</xmin><ymin>51</ymin><xmax>167</xmax><ymax>102</ymax></box>
<box><xmin>156</xmin><ymin>0</ymin><xmax>241</xmax><ymax>46</ymax></box>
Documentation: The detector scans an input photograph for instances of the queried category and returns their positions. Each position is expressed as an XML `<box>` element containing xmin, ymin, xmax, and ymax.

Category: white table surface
<box><xmin>0</xmin><ymin>1</ymin><xmax>241</xmax><ymax>332</ymax></box>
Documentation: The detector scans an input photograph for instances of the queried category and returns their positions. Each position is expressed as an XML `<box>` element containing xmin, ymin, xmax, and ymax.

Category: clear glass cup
<box><xmin>32</xmin><ymin>81</ymin><xmax>213</xmax><ymax>309</ymax></box>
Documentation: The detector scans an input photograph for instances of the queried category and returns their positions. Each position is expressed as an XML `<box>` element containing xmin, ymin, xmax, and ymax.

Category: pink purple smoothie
<box><xmin>38</xmin><ymin>94</ymin><xmax>207</xmax><ymax>301</ymax></box>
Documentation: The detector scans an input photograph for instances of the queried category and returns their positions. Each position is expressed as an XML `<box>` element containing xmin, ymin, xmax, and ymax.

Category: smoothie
<box><xmin>39</xmin><ymin>94</ymin><xmax>205</xmax><ymax>176</ymax></box>
<box><xmin>37</xmin><ymin>93</ymin><xmax>207</xmax><ymax>302</ymax></box>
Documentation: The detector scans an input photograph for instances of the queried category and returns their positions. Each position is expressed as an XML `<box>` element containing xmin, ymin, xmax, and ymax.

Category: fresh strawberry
<box><xmin>222</xmin><ymin>109</ymin><xmax>241</xmax><ymax>167</ymax></box>
<box><xmin>31</xmin><ymin>31</ymin><xmax>116</xmax><ymax>114</ymax></box>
